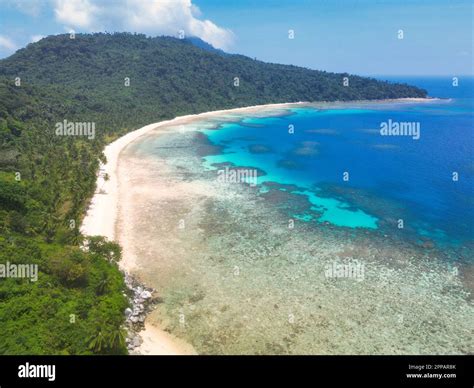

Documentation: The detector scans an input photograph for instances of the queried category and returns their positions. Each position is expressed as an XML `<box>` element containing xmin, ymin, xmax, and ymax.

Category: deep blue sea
<box><xmin>202</xmin><ymin>77</ymin><xmax>473</xmax><ymax>246</ymax></box>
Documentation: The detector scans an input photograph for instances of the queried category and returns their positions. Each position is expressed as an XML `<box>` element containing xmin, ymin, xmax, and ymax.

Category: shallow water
<box><xmin>117</xmin><ymin>92</ymin><xmax>473</xmax><ymax>353</ymax></box>
<box><xmin>200</xmin><ymin>89</ymin><xmax>473</xmax><ymax>246</ymax></box>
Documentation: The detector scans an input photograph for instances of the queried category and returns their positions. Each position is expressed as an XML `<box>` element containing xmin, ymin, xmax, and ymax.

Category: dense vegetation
<box><xmin>0</xmin><ymin>33</ymin><xmax>427</xmax><ymax>355</ymax></box>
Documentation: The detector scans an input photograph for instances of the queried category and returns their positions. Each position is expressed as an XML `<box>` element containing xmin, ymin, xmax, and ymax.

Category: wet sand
<box><xmin>82</xmin><ymin>99</ymin><xmax>472</xmax><ymax>355</ymax></box>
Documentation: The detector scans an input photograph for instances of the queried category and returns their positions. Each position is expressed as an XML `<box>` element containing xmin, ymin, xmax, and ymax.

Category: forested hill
<box><xmin>0</xmin><ymin>33</ymin><xmax>426</xmax><ymax>125</ymax></box>
<box><xmin>0</xmin><ymin>33</ymin><xmax>426</xmax><ymax>355</ymax></box>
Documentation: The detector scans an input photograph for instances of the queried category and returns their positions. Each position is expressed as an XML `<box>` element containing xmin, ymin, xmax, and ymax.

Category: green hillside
<box><xmin>0</xmin><ymin>33</ymin><xmax>427</xmax><ymax>355</ymax></box>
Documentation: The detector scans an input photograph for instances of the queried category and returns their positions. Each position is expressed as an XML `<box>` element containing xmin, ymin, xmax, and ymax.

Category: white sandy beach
<box><xmin>80</xmin><ymin>98</ymin><xmax>437</xmax><ymax>355</ymax></box>
<box><xmin>79</xmin><ymin>97</ymin><xmax>436</xmax><ymax>239</ymax></box>
<box><xmin>80</xmin><ymin>101</ymin><xmax>304</xmax><ymax>239</ymax></box>
<box><xmin>80</xmin><ymin>101</ymin><xmax>308</xmax><ymax>355</ymax></box>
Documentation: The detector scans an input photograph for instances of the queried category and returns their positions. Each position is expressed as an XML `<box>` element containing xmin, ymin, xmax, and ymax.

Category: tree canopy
<box><xmin>0</xmin><ymin>33</ymin><xmax>426</xmax><ymax>355</ymax></box>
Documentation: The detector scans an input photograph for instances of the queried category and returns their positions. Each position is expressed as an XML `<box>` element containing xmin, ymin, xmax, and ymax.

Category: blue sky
<box><xmin>0</xmin><ymin>0</ymin><xmax>472</xmax><ymax>75</ymax></box>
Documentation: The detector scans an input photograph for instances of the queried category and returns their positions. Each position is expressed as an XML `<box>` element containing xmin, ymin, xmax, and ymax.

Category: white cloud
<box><xmin>0</xmin><ymin>35</ymin><xmax>17</xmax><ymax>51</ymax></box>
<box><xmin>190</xmin><ymin>3</ymin><xmax>202</xmax><ymax>18</ymax></box>
<box><xmin>54</xmin><ymin>0</ymin><xmax>99</xmax><ymax>29</ymax></box>
<box><xmin>31</xmin><ymin>35</ymin><xmax>46</xmax><ymax>43</ymax></box>
<box><xmin>52</xmin><ymin>0</ymin><xmax>234</xmax><ymax>50</ymax></box>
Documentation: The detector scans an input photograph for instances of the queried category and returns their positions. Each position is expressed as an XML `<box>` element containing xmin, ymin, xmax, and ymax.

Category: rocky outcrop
<box><xmin>123</xmin><ymin>273</ymin><xmax>161</xmax><ymax>354</ymax></box>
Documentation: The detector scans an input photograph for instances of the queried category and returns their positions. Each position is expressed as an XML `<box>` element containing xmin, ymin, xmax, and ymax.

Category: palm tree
<box><xmin>96</xmin><ymin>273</ymin><xmax>110</xmax><ymax>295</ymax></box>
<box><xmin>107</xmin><ymin>328</ymin><xmax>127</xmax><ymax>352</ymax></box>
<box><xmin>88</xmin><ymin>327</ymin><xmax>126</xmax><ymax>354</ymax></box>
<box><xmin>87</xmin><ymin>330</ymin><xmax>106</xmax><ymax>353</ymax></box>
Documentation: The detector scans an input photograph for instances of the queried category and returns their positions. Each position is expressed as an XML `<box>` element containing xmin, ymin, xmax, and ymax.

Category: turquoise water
<box><xmin>124</xmin><ymin>77</ymin><xmax>473</xmax><ymax>355</ymax></box>
<box><xmin>200</xmin><ymin>77</ymin><xmax>474</xmax><ymax>245</ymax></box>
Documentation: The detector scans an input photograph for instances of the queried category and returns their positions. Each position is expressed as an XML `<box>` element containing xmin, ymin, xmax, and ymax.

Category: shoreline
<box><xmin>80</xmin><ymin>101</ymin><xmax>309</xmax><ymax>241</ymax></box>
<box><xmin>80</xmin><ymin>97</ymin><xmax>440</xmax><ymax>239</ymax></box>
<box><xmin>79</xmin><ymin>97</ymin><xmax>439</xmax><ymax>355</ymax></box>
<box><xmin>80</xmin><ymin>101</ymin><xmax>309</xmax><ymax>354</ymax></box>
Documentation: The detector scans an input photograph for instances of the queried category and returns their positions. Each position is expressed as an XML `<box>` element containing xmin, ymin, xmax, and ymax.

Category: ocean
<box><xmin>202</xmin><ymin>77</ymin><xmax>474</xmax><ymax>247</ymax></box>
<box><xmin>119</xmin><ymin>76</ymin><xmax>473</xmax><ymax>354</ymax></box>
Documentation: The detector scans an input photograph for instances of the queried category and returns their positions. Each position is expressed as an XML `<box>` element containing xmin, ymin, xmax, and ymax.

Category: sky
<box><xmin>0</xmin><ymin>0</ymin><xmax>472</xmax><ymax>76</ymax></box>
